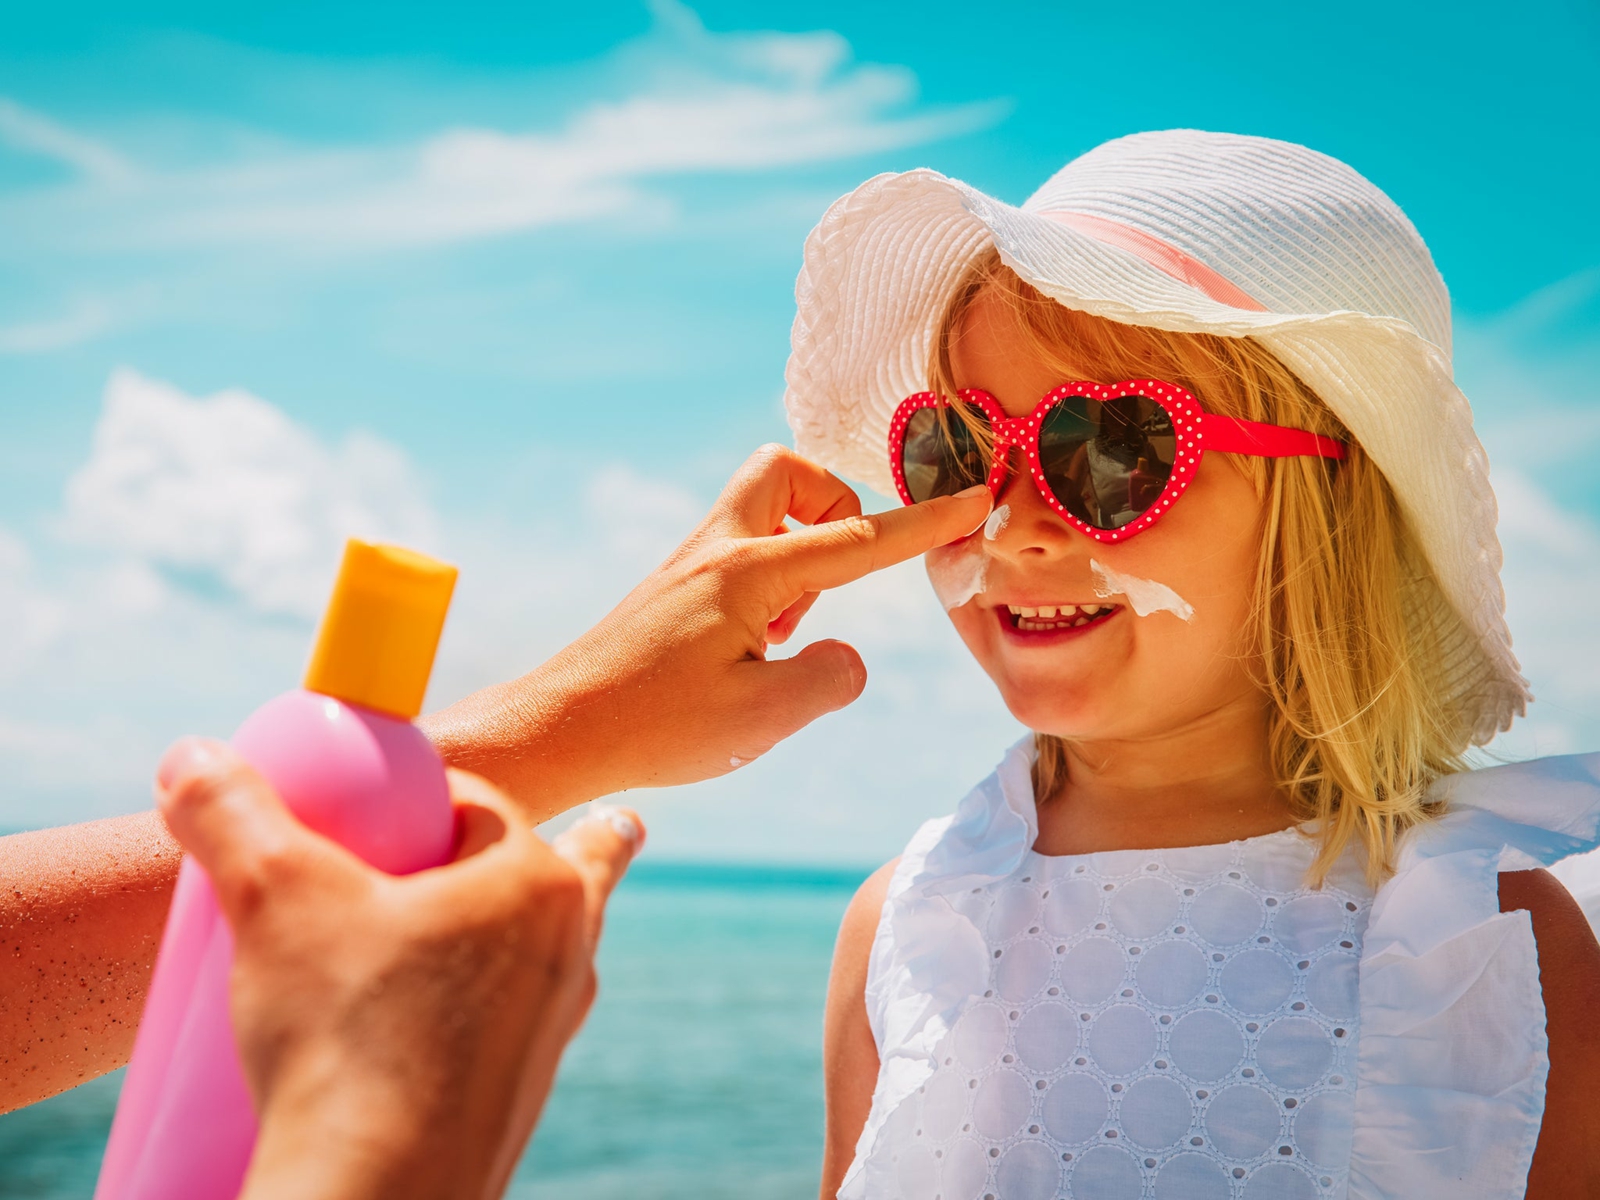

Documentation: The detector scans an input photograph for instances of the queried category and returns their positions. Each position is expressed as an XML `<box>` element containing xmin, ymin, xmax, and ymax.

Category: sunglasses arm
<box><xmin>1202</xmin><ymin>414</ymin><xmax>1347</xmax><ymax>461</ymax></box>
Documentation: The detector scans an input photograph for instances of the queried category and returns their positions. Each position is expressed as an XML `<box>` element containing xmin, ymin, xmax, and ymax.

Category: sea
<box><xmin>0</xmin><ymin>861</ymin><xmax>868</xmax><ymax>1199</ymax></box>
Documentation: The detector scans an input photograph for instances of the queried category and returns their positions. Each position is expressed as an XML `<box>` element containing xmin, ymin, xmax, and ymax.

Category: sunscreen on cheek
<box><xmin>95</xmin><ymin>541</ymin><xmax>459</xmax><ymax>1200</ymax></box>
<box><xmin>1090</xmin><ymin>558</ymin><xmax>1195</xmax><ymax>621</ymax></box>
<box><xmin>925</xmin><ymin>535</ymin><xmax>989</xmax><ymax>610</ymax></box>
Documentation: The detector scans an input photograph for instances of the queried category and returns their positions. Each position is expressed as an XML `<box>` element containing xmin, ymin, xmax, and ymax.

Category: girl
<box><xmin>784</xmin><ymin>132</ymin><xmax>1600</xmax><ymax>1199</ymax></box>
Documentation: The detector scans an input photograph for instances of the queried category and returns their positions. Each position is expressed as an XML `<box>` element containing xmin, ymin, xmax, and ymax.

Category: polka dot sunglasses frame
<box><xmin>888</xmin><ymin>379</ymin><xmax>1348</xmax><ymax>543</ymax></box>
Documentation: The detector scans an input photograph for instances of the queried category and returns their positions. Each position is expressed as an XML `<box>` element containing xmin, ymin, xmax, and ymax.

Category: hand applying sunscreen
<box><xmin>95</xmin><ymin>540</ymin><xmax>458</xmax><ymax>1200</ymax></box>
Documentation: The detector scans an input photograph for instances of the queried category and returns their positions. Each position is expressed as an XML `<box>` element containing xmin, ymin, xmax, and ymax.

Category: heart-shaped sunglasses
<box><xmin>889</xmin><ymin>379</ymin><xmax>1347</xmax><ymax>542</ymax></box>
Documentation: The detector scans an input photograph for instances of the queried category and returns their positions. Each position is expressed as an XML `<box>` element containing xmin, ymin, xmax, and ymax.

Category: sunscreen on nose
<box><xmin>96</xmin><ymin>540</ymin><xmax>458</xmax><ymax>1200</ymax></box>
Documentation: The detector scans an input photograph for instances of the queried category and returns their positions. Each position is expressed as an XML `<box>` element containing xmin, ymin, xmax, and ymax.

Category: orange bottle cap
<box><xmin>302</xmin><ymin>540</ymin><xmax>458</xmax><ymax>719</ymax></box>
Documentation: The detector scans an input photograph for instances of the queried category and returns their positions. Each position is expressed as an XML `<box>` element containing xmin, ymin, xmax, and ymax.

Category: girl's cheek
<box><xmin>1090</xmin><ymin>559</ymin><xmax>1195</xmax><ymax>621</ymax></box>
<box><xmin>924</xmin><ymin>537</ymin><xmax>989</xmax><ymax>611</ymax></box>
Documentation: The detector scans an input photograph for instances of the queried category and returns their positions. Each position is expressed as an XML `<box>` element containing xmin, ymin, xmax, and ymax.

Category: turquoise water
<box><xmin>0</xmin><ymin>862</ymin><xmax>867</xmax><ymax>1199</ymax></box>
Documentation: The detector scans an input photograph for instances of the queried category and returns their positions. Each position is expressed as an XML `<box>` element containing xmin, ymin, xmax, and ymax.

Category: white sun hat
<box><xmin>784</xmin><ymin>128</ymin><xmax>1528</xmax><ymax>746</ymax></box>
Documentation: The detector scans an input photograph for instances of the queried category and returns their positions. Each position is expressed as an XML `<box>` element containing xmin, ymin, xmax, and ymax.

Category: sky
<box><xmin>1</xmin><ymin>0</ymin><xmax>1597</xmax><ymax>863</ymax></box>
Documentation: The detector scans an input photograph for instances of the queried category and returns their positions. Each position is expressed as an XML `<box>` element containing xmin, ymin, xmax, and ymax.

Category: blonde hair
<box><xmin>932</xmin><ymin>250</ymin><xmax>1471</xmax><ymax>885</ymax></box>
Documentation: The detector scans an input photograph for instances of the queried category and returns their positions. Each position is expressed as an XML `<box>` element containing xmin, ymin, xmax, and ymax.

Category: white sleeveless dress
<box><xmin>841</xmin><ymin>739</ymin><xmax>1600</xmax><ymax>1200</ymax></box>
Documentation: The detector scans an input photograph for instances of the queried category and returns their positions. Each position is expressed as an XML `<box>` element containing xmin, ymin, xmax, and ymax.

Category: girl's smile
<box><xmin>994</xmin><ymin>600</ymin><xmax>1121</xmax><ymax>641</ymax></box>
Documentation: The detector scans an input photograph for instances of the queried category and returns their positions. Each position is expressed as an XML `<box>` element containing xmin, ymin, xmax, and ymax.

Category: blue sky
<box><xmin>1</xmin><ymin>0</ymin><xmax>1597</xmax><ymax>861</ymax></box>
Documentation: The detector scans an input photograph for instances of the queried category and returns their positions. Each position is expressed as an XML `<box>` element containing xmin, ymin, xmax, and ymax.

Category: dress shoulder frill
<box><xmin>844</xmin><ymin>738</ymin><xmax>1040</xmax><ymax>1200</ymax></box>
<box><xmin>1348</xmin><ymin>750</ymin><xmax>1600</xmax><ymax>1200</ymax></box>
<box><xmin>841</xmin><ymin>742</ymin><xmax>1600</xmax><ymax>1200</ymax></box>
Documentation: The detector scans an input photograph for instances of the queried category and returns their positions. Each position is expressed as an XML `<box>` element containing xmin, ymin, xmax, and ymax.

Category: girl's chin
<box><xmin>989</xmin><ymin>684</ymin><xmax>1109</xmax><ymax>738</ymax></box>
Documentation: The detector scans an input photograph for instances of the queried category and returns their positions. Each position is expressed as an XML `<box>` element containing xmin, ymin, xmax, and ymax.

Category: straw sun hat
<box><xmin>783</xmin><ymin>129</ymin><xmax>1528</xmax><ymax>745</ymax></box>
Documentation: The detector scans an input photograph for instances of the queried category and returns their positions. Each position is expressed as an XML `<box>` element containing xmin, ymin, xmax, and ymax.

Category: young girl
<box><xmin>785</xmin><ymin>132</ymin><xmax>1600</xmax><ymax>1199</ymax></box>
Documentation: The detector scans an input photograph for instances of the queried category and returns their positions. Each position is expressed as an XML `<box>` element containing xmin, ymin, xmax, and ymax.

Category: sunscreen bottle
<box><xmin>95</xmin><ymin>540</ymin><xmax>459</xmax><ymax>1200</ymax></box>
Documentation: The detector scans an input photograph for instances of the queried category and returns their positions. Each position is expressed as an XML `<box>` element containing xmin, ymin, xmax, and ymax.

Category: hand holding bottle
<box><xmin>154</xmin><ymin>739</ymin><xmax>641</xmax><ymax>1200</ymax></box>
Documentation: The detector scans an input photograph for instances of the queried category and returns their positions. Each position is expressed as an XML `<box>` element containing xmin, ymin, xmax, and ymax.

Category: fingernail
<box><xmin>582</xmin><ymin>804</ymin><xmax>644</xmax><ymax>852</ymax></box>
<box><xmin>156</xmin><ymin>737</ymin><xmax>225</xmax><ymax>791</ymax></box>
<box><xmin>953</xmin><ymin>484</ymin><xmax>990</xmax><ymax>499</ymax></box>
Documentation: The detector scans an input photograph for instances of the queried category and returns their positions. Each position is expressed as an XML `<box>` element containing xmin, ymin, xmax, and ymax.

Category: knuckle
<box><xmin>831</xmin><ymin>512</ymin><xmax>882</xmax><ymax>549</ymax></box>
<box><xmin>251</xmin><ymin>839</ymin><xmax>301</xmax><ymax>884</ymax></box>
<box><xmin>220</xmin><ymin>843</ymin><xmax>305</xmax><ymax>924</ymax></box>
<box><xmin>225</xmin><ymin>872</ymin><xmax>270</xmax><ymax>922</ymax></box>
<box><xmin>158</xmin><ymin>764</ymin><xmax>235</xmax><ymax>823</ymax></box>
<box><xmin>691</xmin><ymin>537</ymin><xmax>759</xmax><ymax>588</ymax></box>
<box><xmin>725</xmin><ymin>442</ymin><xmax>791</xmax><ymax>491</ymax></box>
<box><xmin>529</xmin><ymin>859</ymin><xmax>587</xmax><ymax>917</ymax></box>
<box><xmin>748</xmin><ymin>442</ymin><xmax>794</xmax><ymax>471</ymax></box>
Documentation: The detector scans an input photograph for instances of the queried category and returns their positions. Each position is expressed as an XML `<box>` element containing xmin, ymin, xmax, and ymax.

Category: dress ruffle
<box><xmin>844</xmin><ymin>739</ymin><xmax>1038</xmax><ymax>1200</ymax></box>
<box><xmin>1347</xmin><ymin>751</ymin><xmax>1600</xmax><ymax>1200</ymax></box>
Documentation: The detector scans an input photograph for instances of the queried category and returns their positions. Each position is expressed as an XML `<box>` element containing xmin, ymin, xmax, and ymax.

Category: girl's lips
<box><xmin>994</xmin><ymin>603</ymin><xmax>1121</xmax><ymax>645</ymax></box>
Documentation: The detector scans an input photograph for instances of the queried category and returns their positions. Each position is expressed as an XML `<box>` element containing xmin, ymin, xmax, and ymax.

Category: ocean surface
<box><xmin>0</xmin><ymin>861</ymin><xmax>869</xmax><ymax>1199</ymax></box>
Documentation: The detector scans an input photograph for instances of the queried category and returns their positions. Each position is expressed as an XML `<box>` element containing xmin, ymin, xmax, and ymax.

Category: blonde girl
<box><xmin>783</xmin><ymin>132</ymin><xmax>1600</xmax><ymax>1199</ymax></box>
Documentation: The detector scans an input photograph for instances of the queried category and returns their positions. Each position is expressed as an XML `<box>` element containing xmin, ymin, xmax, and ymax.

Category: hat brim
<box><xmin>784</xmin><ymin>168</ymin><xmax>1529</xmax><ymax>744</ymax></box>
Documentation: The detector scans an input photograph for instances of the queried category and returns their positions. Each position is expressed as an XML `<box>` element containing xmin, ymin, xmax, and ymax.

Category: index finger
<box><xmin>750</xmin><ymin>485</ymin><xmax>991</xmax><ymax>597</ymax></box>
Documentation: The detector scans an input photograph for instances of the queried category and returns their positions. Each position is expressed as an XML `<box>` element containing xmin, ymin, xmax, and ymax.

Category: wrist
<box><xmin>422</xmin><ymin>654</ymin><xmax>620</xmax><ymax>823</ymax></box>
<box><xmin>243</xmin><ymin>1055</ymin><xmax>488</xmax><ymax>1200</ymax></box>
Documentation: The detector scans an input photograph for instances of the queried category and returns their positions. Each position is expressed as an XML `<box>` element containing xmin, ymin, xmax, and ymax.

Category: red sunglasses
<box><xmin>889</xmin><ymin>379</ymin><xmax>1347</xmax><ymax>542</ymax></box>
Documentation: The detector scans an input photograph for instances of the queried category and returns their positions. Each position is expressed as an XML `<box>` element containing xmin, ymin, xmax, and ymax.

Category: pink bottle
<box><xmin>96</xmin><ymin>540</ymin><xmax>459</xmax><ymax>1200</ymax></box>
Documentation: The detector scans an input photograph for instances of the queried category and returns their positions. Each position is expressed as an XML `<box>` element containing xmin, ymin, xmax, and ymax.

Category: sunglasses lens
<box><xmin>1038</xmin><ymin>395</ymin><xmax>1176</xmax><ymax>530</ymax></box>
<box><xmin>900</xmin><ymin>406</ymin><xmax>992</xmax><ymax>502</ymax></box>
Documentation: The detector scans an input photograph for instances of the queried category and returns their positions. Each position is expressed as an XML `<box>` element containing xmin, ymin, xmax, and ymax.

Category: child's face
<box><xmin>939</xmin><ymin>291</ymin><xmax>1267</xmax><ymax>744</ymax></box>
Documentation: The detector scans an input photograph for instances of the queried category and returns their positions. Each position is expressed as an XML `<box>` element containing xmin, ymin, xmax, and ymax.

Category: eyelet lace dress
<box><xmin>840</xmin><ymin>739</ymin><xmax>1600</xmax><ymax>1200</ymax></box>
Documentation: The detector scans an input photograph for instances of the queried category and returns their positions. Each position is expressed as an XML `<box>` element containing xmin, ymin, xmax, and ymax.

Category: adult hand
<box><xmin>154</xmin><ymin>737</ymin><xmax>643</xmax><ymax>1200</ymax></box>
<box><xmin>423</xmin><ymin>444</ymin><xmax>989</xmax><ymax>818</ymax></box>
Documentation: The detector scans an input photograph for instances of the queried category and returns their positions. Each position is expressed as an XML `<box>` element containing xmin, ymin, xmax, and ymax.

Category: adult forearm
<box><xmin>0</xmin><ymin>810</ymin><xmax>181</xmax><ymax>1111</ymax></box>
<box><xmin>420</xmin><ymin>652</ymin><xmax>618</xmax><ymax>826</ymax></box>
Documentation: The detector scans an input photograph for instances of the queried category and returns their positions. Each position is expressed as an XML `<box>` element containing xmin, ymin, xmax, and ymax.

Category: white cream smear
<box><xmin>982</xmin><ymin>503</ymin><xmax>1011</xmax><ymax>541</ymax></box>
<box><xmin>579</xmin><ymin>803</ymin><xmax>643</xmax><ymax>847</ymax></box>
<box><xmin>1090</xmin><ymin>558</ymin><xmax>1195</xmax><ymax>621</ymax></box>
<box><xmin>925</xmin><ymin>535</ymin><xmax>989</xmax><ymax>610</ymax></box>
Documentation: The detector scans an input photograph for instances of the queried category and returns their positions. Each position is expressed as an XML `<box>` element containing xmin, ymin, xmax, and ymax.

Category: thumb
<box><xmin>155</xmin><ymin>737</ymin><xmax>345</xmax><ymax>921</ymax></box>
<box><xmin>739</xmin><ymin>638</ymin><xmax>867</xmax><ymax>744</ymax></box>
<box><xmin>552</xmin><ymin>805</ymin><xmax>645</xmax><ymax>944</ymax></box>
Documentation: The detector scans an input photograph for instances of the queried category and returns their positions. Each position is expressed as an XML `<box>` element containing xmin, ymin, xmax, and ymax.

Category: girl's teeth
<box><xmin>1007</xmin><ymin>603</ymin><xmax>1116</xmax><ymax>631</ymax></box>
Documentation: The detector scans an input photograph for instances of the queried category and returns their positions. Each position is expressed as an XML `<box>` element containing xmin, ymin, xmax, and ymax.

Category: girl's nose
<box><xmin>987</xmin><ymin>449</ymin><xmax>1081</xmax><ymax>560</ymax></box>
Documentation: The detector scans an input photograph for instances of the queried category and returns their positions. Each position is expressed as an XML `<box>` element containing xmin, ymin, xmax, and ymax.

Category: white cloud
<box><xmin>0</xmin><ymin>715</ymin><xmax>157</xmax><ymax>799</ymax></box>
<box><xmin>1459</xmin><ymin>276</ymin><xmax>1600</xmax><ymax>761</ymax></box>
<box><xmin>1484</xmin><ymin>467</ymin><xmax>1600</xmax><ymax>758</ymax></box>
<box><xmin>63</xmin><ymin>368</ymin><xmax>439</xmax><ymax>619</ymax></box>
<box><xmin>0</xmin><ymin>297</ymin><xmax>114</xmax><ymax>354</ymax></box>
<box><xmin>0</xmin><ymin>2</ymin><xmax>1002</xmax><ymax>256</ymax></box>
<box><xmin>0</xmin><ymin>525</ymin><xmax>65</xmax><ymax>678</ymax></box>
<box><xmin>0</xmin><ymin>96</ymin><xmax>135</xmax><ymax>185</ymax></box>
